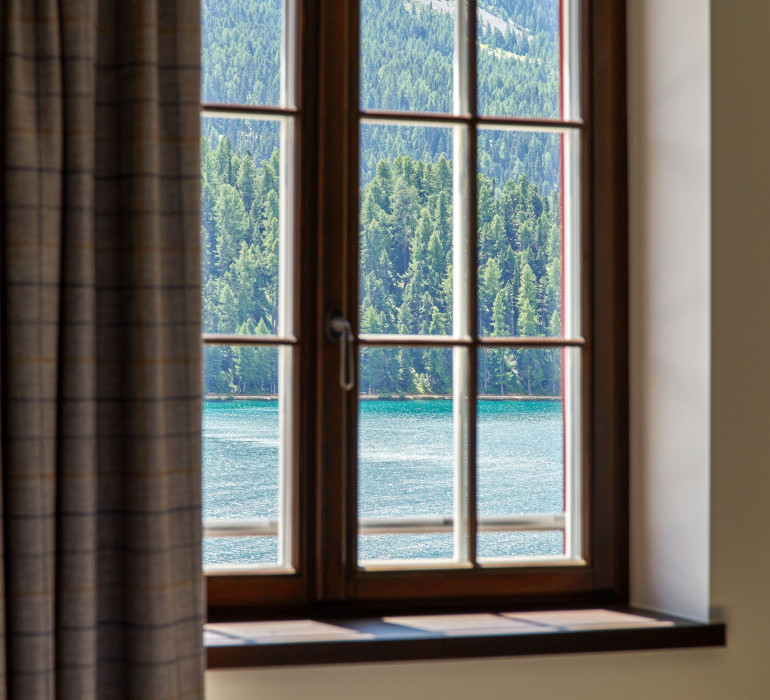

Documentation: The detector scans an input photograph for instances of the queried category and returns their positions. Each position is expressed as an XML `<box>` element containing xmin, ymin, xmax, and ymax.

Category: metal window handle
<box><xmin>328</xmin><ymin>314</ymin><xmax>355</xmax><ymax>391</ymax></box>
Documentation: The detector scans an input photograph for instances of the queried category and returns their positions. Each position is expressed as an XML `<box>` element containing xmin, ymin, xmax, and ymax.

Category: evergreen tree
<box><xmin>214</xmin><ymin>185</ymin><xmax>248</xmax><ymax>275</ymax></box>
<box><xmin>516</xmin><ymin>263</ymin><xmax>541</xmax><ymax>337</ymax></box>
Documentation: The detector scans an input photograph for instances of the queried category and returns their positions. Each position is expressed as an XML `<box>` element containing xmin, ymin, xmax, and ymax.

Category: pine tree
<box><xmin>418</xmin><ymin>291</ymin><xmax>434</xmax><ymax>335</ymax></box>
<box><xmin>479</xmin><ymin>258</ymin><xmax>503</xmax><ymax>334</ymax></box>
<box><xmin>215</xmin><ymin>283</ymin><xmax>239</xmax><ymax>334</ymax></box>
<box><xmin>231</xmin><ymin>242</ymin><xmax>260</xmax><ymax>327</ymax></box>
<box><xmin>259</xmin><ymin>209</ymin><xmax>280</xmax><ymax>332</ymax></box>
<box><xmin>389</xmin><ymin>177</ymin><xmax>419</xmax><ymax>276</ymax></box>
<box><xmin>361</xmin><ymin>303</ymin><xmax>383</xmax><ymax>334</ymax></box>
<box><xmin>237</xmin><ymin>152</ymin><xmax>258</xmax><ymax>213</ymax></box>
<box><xmin>434</xmin><ymin>190</ymin><xmax>451</xmax><ymax>243</ymax></box>
<box><xmin>204</xmin><ymin>345</ymin><xmax>234</xmax><ymax>395</ymax></box>
<box><xmin>491</xmin><ymin>290</ymin><xmax>509</xmax><ymax>337</ymax></box>
<box><xmin>215</xmin><ymin>136</ymin><xmax>234</xmax><ymax>183</ymax></box>
<box><xmin>430</xmin><ymin>155</ymin><xmax>452</xmax><ymax>195</ymax></box>
<box><xmin>233</xmin><ymin>319</ymin><xmax>259</xmax><ymax>393</ymax></box>
<box><xmin>426</xmin><ymin>228</ymin><xmax>446</xmax><ymax>307</ymax></box>
<box><xmin>372</xmin><ymin>160</ymin><xmax>393</xmax><ymax>213</ymax></box>
<box><xmin>516</xmin><ymin>263</ymin><xmax>541</xmax><ymax>337</ymax></box>
<box><xmin>426</xmin><ymin>308</ymin><xmax>450</xmax><ymax>393</ymax></box>
<box><xmin>213</xmin><ymin>184</ymin><xmax>248</xmax><ymax>275</ymax></box>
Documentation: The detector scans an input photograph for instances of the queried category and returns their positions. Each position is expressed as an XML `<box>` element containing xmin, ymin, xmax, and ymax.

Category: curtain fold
<box><xmin>0</xmin><ymin>0</ymin><xmax>204</xmax><ymax>697</ymax></box>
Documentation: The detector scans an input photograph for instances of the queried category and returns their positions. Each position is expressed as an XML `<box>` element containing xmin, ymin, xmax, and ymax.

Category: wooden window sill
<box><xmin>205</xmin><ymin>607</ymin><xmax>725</xmax><ymax>669</ymax></box>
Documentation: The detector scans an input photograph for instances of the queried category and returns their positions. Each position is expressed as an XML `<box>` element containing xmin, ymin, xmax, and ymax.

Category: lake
<box><xmin>203</xmin><ymin>398</ymin><xmax>565</xmax><ymax>567</ymax></box>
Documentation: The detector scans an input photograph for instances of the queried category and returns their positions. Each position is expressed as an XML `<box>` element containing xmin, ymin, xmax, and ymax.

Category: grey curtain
<box><xmin>0</xmin><ymin>1</ymin><xmax>204</xmax><ymax>698</ymax></box>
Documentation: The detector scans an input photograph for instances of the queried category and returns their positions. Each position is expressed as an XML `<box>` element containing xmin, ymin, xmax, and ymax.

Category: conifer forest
<box><xmin>202</xmin><ymin>0</ymin><xmax>565</xmax><ymax>397</ymax></box>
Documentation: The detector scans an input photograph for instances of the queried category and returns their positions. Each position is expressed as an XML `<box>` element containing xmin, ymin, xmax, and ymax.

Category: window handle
<box><xmin>328</xmin><ymin>313</ymin><xmax>355</xmax><ymax>391</ymax></box>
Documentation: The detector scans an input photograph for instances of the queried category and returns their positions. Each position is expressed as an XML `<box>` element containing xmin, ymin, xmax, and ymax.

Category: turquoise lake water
<box><xmin>203</xmin><ymin>399</ymin><xmax>565</xmax><ymax>567</ymax></box>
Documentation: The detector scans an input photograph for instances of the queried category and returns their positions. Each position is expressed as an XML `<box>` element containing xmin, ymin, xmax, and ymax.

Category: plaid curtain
<box><xmin>0</xmin><ymin>1</ymin><xmax>204</xmax><ymax>698</ymax></box>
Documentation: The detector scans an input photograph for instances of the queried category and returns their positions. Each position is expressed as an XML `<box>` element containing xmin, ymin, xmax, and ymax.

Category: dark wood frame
<box><xmin>206</xmin><ymin>0</ymin><xmax>628</xmax><ymax>622</ymax></box>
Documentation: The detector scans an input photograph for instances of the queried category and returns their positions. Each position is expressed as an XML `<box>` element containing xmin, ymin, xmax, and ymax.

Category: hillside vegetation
<box><xmin>202</xmin><ymin>0</ymin><xmax>564</xmax><ymax>397</ymax></box>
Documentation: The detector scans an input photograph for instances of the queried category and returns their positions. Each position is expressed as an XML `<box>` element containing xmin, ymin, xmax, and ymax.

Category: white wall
<box><xmin>628</xmin><ymin>0</ymin><xmax>711</xmax><ymax>623</ymax></box>
<box><xmin>208</xmin><ymin>1</ymin><xmax>770</xmax><ymax>696</ymax></box>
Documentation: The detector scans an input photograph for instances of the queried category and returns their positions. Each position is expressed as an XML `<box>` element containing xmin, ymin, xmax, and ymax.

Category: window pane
<box><xmin>359</xmin><ymin>535</ymin><xmax>454</xmax><ymax>562</ymax></box>
<box><xmin>203</xmin><ymin>344</ymin><xmax>280</xmax><ymax>398</ymax></box>
<box><xmin>360</xmin><ymin>123</ymin><xmax>454</xmax><ymax>335</ymax></box>
<box><xmin>358</xmin><ymin>347</ymin><xmax>455</xmax><ymax>563</ymax></box>
<box><xmin>478</xmin><ymin>531</ymin><xmax>563</xmax><ymax>559</ymax></box>
<box><xmin>202</xmin><ymin>117</ymin><xmax>283</xmax><ymax>336</ymax></box>
<box><xmin>202</xmin><ymin>0</ymin><xmax>282</xmax><ymax>106</ymax></box>
<box><xmin>477</xmin><ymin>129</ymin><xmax>563</xmax><ymax>337</ymax></box>
<box><xmin>204</xmin><ymin>537</ymin><xmax>279</xmax><ymax>569</ymax></box>
<box><xmin>360</xmin><ymin>0</ymin><xmax>454</xmax><ymax>113</ymax></box>
<box><xmin>476</xmin><ymin>348</ymin><xmax>565</xmax><ymax>560</ymax></box>
<box><xmin>203</xmin><ymin>346</ymin><xmax>282</xmax><ymax>568</ymax></box>
<box><xmin>477</xmin><ymin>0</ymin><xmax>561</xmax><ymax>119</ymax></box>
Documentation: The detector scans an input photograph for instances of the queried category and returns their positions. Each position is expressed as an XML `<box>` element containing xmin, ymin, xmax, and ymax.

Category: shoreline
<box><xmin>204</xmin><ymin>394</ymin><xmax>561</xmax><ymax>402</ymax></box>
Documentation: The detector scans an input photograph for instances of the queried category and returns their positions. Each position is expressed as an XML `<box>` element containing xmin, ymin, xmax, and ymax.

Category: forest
<box><xmin>202</xmin><ymin>0</ymin><xmax>564</xmax><ymax>397</ymax></box>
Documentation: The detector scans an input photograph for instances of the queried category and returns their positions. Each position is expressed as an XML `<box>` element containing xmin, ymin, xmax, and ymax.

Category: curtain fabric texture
<box><xmin>0</xmin><ymin>1</ymin><xmax>204</xmax><ymax>698</ymax></box>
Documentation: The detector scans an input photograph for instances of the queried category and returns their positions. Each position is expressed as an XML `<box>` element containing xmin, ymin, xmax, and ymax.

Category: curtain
<box><xmin>0</xmin><ymin>0</ymin><xmax>204</xmax><ymax>697</ymax></box>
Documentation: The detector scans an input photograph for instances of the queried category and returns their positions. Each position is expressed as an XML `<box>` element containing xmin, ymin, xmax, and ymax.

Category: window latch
<box><xmin>327</xmin><ymin>313</ymin><xmax>355</xmax><ymax>391</ymax></box>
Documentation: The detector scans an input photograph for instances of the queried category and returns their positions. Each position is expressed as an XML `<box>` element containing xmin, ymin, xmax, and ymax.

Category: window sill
<box><xmin>205</xmin><ymin>607</ymin><xmax>725</xmax><ymax>669</ymax></box>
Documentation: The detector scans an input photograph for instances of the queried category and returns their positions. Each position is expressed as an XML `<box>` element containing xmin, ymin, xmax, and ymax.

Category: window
<box><xmin>201</xmin><ymin>0</ymin><xmax>627</xmax><ymax>619</ymax></box>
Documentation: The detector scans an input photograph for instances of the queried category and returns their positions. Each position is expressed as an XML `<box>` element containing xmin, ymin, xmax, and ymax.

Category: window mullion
<box><xmin>562</xmin><ymin>0</ymin><xmax>581</xmax><ymax>122</ymax></box>
<box><xmin>559</xmin><ymin>0</ymin><xmax>583</xmax><ymax>562</ymax></box>
<box><xmin>277</xmin><ymin>117</ymin><xmax>294</xmax><ymax>569</ymax></box>
<box><xmin>312</xmin><ymin>0</ymin><xmax>358</xmax><ymax>601</ymax></box>
<box><xmin>281</xmin><ymin>0</ymin><xmax>298</xmax><ymax>108</ymax></box>
<box><xmin>277</xmin><ymin>0</ymin><xmax>299</xmax><ymax>575</ymax></box>
<box><xmin>452</xmin><ymin>0</ymin><xmax>478</xmax><ymax>566</ymax></box>
<box><xmin>465</xmin><ymin>0</ymin><xmax>479</xmax><ymax>569</ymax></box>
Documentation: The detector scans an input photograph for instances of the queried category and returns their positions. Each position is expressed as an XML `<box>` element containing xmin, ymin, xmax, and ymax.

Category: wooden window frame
<box><xmin>206</xmin><ymin>0</ymin><xmax>628</xmax><ymax>622</ymax></box>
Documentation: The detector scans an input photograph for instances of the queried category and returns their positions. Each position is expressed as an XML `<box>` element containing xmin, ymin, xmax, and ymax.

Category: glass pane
<box><xmin>477</xmin><ymin>348</ymin><xmax>564</xmax><ymax>560</ymax></box>
<box><xmin>203</xmin><ymin>346</ymin><xmax>281</xmax><ymax>568</ymax></box>
<box><xmin>360</xmin><ymin>0</ymin><xmax>454</xmax><ymax>113</ymax></box>
<box><xmin>359</xmin><ymin>347</ymin><xmax>455</xmax><ymax>563</ymax></box>
<box><xmin>477</xmin><ymin>0</ymin><xmax>561</xmax><ymax>119</ymax></box>
<box><xmin>203</xmin><ymin>344</ymin><xmax>280</xmax><ymax>398</ymax></box>
<box><xmin>477</xmin><ymin>129</ymin><xmax>563</xmax><ymax>337</ymax></box>
<box><xmin>359</xmin><ymin>535</ymin><xmax>454</xmax><ymax>562</ymax></box>
<box><xmin>478</xmin><ymin>531</ymin><xmax>563</xmax><ymax>559</ymax></box>
<box><xmin>202</xmin><ymin>0</ymin><xmax>282</xmax><ymax>106</ymax></box>
<box><xmin>360</xmin><ymin>123</ymin><xmax>454</xmax><ymax>335</ymax></box>
<box><xmin>204</xmin><ymin>537</ymin><xmax>279</xmax><ymax>568</ymax></box>
<box><xmin>202</xmin><ymin>117</ymin><xmax>282</xmax><ymax>336</ymax></box>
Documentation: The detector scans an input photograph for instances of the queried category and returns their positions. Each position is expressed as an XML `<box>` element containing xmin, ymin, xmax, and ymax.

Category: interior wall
<box><xmin>627</xmin><ymin>0</ymin><xmax>711</xmax><ymax>623</ymax></box>
<box><xmin>207</xmin><ymin>1</ymin><xmax>770</xmax><ymax>696</ymax></box>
